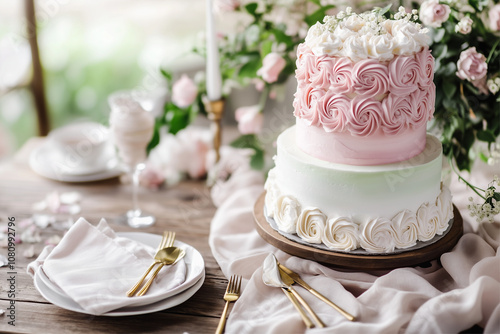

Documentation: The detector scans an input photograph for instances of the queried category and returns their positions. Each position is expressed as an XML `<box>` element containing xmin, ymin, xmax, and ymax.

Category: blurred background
<box><xmin>0</xmin><ymin>0</ymin><xmax>219</xmax><ymax>156</ymax></box>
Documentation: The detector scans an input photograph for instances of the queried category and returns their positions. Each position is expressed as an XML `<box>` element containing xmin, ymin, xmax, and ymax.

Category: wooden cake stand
<box><xmin>253</xmin><ymin>192</ymin><xmax>463</xmax><ymax>270</ymax></box>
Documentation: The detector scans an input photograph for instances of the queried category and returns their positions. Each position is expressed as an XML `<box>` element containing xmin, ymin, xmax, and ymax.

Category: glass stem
<box><xmin>131</xmin><ymin>164</ymin><xmax>143</xmax><ymax>216</ymax></box>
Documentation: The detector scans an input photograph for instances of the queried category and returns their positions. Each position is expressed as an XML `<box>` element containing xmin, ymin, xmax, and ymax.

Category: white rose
<box><xmin>322</xmin><ymin>216</ymin><xmax>359</xmax><ymax>251</ymax></box>
<box><xmin>435</xmin><ymin>185</ymin><xmax>453</xmax><ymax>234</ymax></box>
<box><xmin>391</xmin><ymin>210</ymin><xmax>419</xmax><ymax>249</ymax></box>
<box><xmin>343</xmin><ymin>35</ymin><xmax>368</xmax><ymax>61</ymax></box>
<box><xmin>334</xmin><ymin>25</ymin><xmax>357</xmax><ymax>42</ymax></box>
<box><xmin>296</xmin><ymin>207</ymin><xmax>326</xmax><ymax>244</ymax></box>
<box><xmin>368</xmin><ymin>34</ymin><xmax>395</xmax><ymax>61</ymax></box>
<box><xmin>359</xmin><ymin>217</ymin><xmax>396</xmax><ymax>253</ymax></box>
<box><xmin>264</xmin><ymin>169</ymin><xmax>280</xmax><ymax>218</ymax></box>
<box><xmin>343</xmin><ymin>14</ymin><xmax>366</xmax><ymax>32</ymax></box>
<box><xmin>311</xmin><ymin>33</ymin><xmax>342</xmax><ymax>56</ymax></box>
<box><xmin>416</xmin><ymin>202</ymin><xmax>440</xmax><ymax>241</ymax></box>
<box><xmin>392</xmin><ymin>21</ymin><xmax>423</xmax><ymax>55</ymax></box>
<box><xmin>274</xmin><ymin>195</ymin><xmax>301</xmax><ymax>234</ymax></box>
<box><xmin>455</xmin><ymin>16</ymin><xmax>473</xmax><ymax>34</ymax></box>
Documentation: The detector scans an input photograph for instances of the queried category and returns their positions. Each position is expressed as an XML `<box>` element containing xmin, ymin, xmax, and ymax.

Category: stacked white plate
<box><xmin>34</xmin><ymin>232</ymin><xmax>205</xmax><ymax>316</ymax></box>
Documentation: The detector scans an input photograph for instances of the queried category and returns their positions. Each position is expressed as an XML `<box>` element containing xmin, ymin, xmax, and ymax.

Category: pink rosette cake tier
<box><xmin>293</xmin><ymin>45</ymin><xmax>435</xmax><ymax>165</ymax></box>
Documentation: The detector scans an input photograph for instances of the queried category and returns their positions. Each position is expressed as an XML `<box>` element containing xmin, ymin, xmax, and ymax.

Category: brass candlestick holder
<box><xmin>204</xmin><ymin>97</ymin><xmax>225</xmax><ymax>163</ymax></box>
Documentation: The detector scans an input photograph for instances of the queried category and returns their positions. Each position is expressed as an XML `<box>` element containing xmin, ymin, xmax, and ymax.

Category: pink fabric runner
<box><xmin>209</xmin><ymin>151</ymin><xmax>500</xmax><ymax>333</ymax></box>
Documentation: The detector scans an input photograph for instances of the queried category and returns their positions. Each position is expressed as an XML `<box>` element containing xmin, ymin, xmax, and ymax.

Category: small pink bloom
<box><xmin>214</xmin><ymin>0</ymin><xmax>240</xmax><ymax>13</ymax></box>
<box><xmin>257</xmin><ymin>53</ymin><xmax>286</xmax><ymax>83</ymax></box>
<box><xmin>252</xmin><ymin>78</ymin><xmax>265</xmax><ymax>92</ymax></box>
<box><xmin>456</xmin><ymin>47</ymin><xmax>488</xmax><ymax>94</ymax></box>
<box><xmin>420</xmin><ymin>0</ymin><xmax>451</xmax><ymax>28</ymax></box>
<box><xmin>140</xmin><ymin>165</ymin><xmax>165</xmax><ymax>190</ymax></box>
<box><xmin>172</xmin><ymin>74</ymin><xmax>198</xmax><ymax>108</ymax></box>
<box><xmin>235</xmin><ymin>105</ymin><xmax>264</xmax><ymax>134</ymax></box>
<box><xmin>489</xmin><ymin>4</ymin><xmax>500</xmax><ymax>32</ymax></box>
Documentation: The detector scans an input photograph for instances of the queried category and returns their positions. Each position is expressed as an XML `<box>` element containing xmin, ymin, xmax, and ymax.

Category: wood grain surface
<box><xmin>0</xmin><ymin>138</ymin><xmax>229</xmax><ymax>334</ymax></box>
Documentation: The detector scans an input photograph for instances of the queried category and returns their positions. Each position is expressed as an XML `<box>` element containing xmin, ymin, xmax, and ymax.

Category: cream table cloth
<box><xmin>209</xmin><ymin>150</ymin><xmax>500</xmax><ymax>333</ymax></box>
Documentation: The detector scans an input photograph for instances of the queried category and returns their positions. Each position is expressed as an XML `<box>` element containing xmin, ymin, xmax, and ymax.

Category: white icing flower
<box><xmin>311</xmin><ymin>33</ymin><xmax>342</xmax><ymax>56</ymax></box>
<box><xmin>296</xmin><ymin>207</ymin><xmax>326</xmax><ymax>244</ymax></box>
<box><xmin>435</xmin><ymin>185</ymin><xmax>453</xmax><ymax>234</ymax></box>
<box><xmin>392</xmin><ymin>20</ymin><xmax>423</xmax><ymax>56</ymax></box>
<box><xmin>368</xmin><ymin>34</ymin><xmax>395</xmax><ymax>61</ymax></box>
<box><xmin>343</xmin><ymin>35</ymin><xmax>368</xmax><ymax>62</ymax></box>
<box><xmin>274</xmin><ymin>195</ymin><xmax>301</xmax><ymax>234</ymax></box>
<box><xmin>264</xmin><ymin>169</ymin><xmax>280</xmax><ymax>218</ymax></box>
<box><xmin>416</xmin><ymin>202</ymin><xmax>440</xmax><ymax>241</ymax></box>
<box><xmin>322</xmin><ymin>216</ymin><xmax>359</xmax><ymax>251</ymax></box>
<box><xmin>359</xmin><ymin>217</ymin><xmax>396</xmax><ymax>253</ymax></box>
<box><xmin>391</xmin><ymin>210</ymin><xmax>419</xmax><ymax>249</ymax></box>
<box><xmin>333</xmin><ymin>25</ymin><xmax>357</xmax><ymax>42</ymax></box>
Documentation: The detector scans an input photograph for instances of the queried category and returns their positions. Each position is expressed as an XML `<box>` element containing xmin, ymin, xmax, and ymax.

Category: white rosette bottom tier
<box><xmin>264</xmin><ymin>126</ymin><xmax>454</xmax><ymax>254</ymax></box>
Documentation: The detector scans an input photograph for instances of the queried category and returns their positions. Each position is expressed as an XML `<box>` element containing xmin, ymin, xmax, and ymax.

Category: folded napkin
<box><xmin>28</xmin><ymin>218</ymin><xmax>186</xmax><ymax>315</ymax></box>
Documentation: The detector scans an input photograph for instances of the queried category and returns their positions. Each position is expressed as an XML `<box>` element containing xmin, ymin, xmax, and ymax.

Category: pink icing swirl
<box><xmin>388</xmin><ymin>54</ymin><xmax>420</xmax><ymax>96</ymax></box>
<box><xmin>295</xmin><ymin>53</ymin><xmax>316</xmax><ymax>88</ymax></box>
<box><xmin>416</xmin><ymin>47</ymin><xmax>434</xmax><ymax>88</ymax></box>
<box><xmin>381</xmin><ymin>94</ymin><xmax>414</xmax><ymax>135</ymax></box>
<box><xmin>293</xmin><ymin>86</ymin><xmax>324</xmax><ymax>126</ymax></box>
<box><xmin>317</xmin><ymin>92</ymin><xmax>350</xmax><ymax>132</ymax></box>
<box><xmin>348</xmin><ymin>96</ymin><xmax>383</xmax><ymax>136</ymax></box>
<box><xmin>352</xmin><ymin>59</ymin><xmax>389</xmax><ymax>97</ymax></box>
<box><xmin>330</xmin><ymin>57</ymin><xmax>354</xmax><ymax>95</ymax></box>
<box><xmin>310</xmin><ymin>56</ymin><xmax>335</xmax><ymax>90</ymax></box>
<box><xmin>411</xmin><ymin>84</ymin><xmax>435</xmax><ymax>127</ymax></box>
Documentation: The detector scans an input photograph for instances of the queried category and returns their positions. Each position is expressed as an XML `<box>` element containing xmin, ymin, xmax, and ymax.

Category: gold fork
<box><xmin>126</xmin><ymin>231</ymin><xmax>175</xmax><ymax>297</ymax></box>
<box><xmin>215</xmin><ymin>275</ymin><xmax>242</xmax><ymax>334</ymax></box>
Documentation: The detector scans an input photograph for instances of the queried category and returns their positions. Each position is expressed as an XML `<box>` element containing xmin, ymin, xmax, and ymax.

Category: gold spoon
<box><xmin>136</xmin><ymin>247</ymin><xmax>186</xmax><ymax>297</ymax></box>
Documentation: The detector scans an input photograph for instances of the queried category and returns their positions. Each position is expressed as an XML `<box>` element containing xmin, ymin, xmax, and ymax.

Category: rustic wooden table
<box><xmin>0</xmin><ymin>138</ymin><xmax>229</xmax><ymax>334</ymax></box>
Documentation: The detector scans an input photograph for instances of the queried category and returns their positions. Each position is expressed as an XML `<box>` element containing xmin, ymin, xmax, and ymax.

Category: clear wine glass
<box><xmin>108</xmin><ymin>92</ymin><xmax>156</xmax><ymax>228</ymax></box>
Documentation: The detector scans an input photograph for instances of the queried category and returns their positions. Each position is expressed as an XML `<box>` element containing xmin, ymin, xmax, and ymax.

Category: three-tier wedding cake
<box><xmin>264</xmin><ymin>8</ymin><xmax>454</xmax><ymax>254</ymax></box>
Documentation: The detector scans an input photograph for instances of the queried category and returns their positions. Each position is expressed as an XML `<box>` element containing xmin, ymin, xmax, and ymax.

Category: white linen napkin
<box><xmin>209</xmin><ymin>149</ymin><xmax>500</xmax><ymax>333</ymax></box>
<box><xmin>28</xmin><ymin>217</ymin><xmax>186</xmax><ymax>315</ymax></box>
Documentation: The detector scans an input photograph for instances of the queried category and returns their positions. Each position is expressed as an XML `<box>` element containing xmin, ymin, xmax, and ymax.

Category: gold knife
<box><xmin>278</xmin><ymin>263</ymin><xmax>356</xmax><ymax>321</ymax></box>
<box><xmin>279</xmin><ymin>268</ymin><xmax>325</xmax><ymax>328</ymax></box>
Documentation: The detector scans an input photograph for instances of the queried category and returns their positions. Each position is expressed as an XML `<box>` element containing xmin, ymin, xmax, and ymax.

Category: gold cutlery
<box><xmin>215</xmin><ymin>275</ymin><xmax>242</xmax><ymax>334</ymax></box>
<box><xmin>279</xmin><ymin>268</ymin><xmax>325</xmax><ymax>328</ymax></box>
<box><xmin>136</xmin><ymin>246</ymin><xmax>186</xmax><ymax>296</ymax></box>
<box><xmin>278</xmin><ymin>262</ymin><xmax>355</xmax><ymax>321</ymax></box>
<box><xmin>126</xmin><ymin>231</ymin><xmax>175</xmax><ymax>297</ymax></box>
<box><xmin>262</xmin><ymin>254</ymin><xmax>314</xmax><ymax>328</ymax></box>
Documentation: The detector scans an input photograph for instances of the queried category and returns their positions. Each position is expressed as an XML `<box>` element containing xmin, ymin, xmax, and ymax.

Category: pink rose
<box><xmin>415</xmin><ymin>47</ymin><xmax>435</xmax><ymax>88</ymax></box>
<box><xmin>489</xmin><ymin>4</ymin><xmax>500</xmax><ymax>31</ymax></box>
<box><xmin>257</xmin><ymin>53</ymin><xmax>286</xmax><ymax>83</ymax></box>
<box><xmin>214</xmin><ymin>0</ymin><xmax>240</xmax><ymax>13</ymax></box>
<box><xmin>293</xmin><ymin>87</ymin><xmax>324</xmax><ymax>126</ymax></box>
<box><xmin>309</xmin><ymin>55</ymin><xmax>335</xmax><ymax>90</ymax></box>
<box><xmin>172</xmin><ymin>74</ymin><xmax>198</xmax><ymax>108</ymax></box>
<box><xmin>456</xmin><ymin>47</ymin><xmax>488</xmax><ymax>94</ymax></box>
<box><xmin>329</xmin><ymin>57</ymin><xmax>354</xmax><ymax>95</ymax></box>
<box><xmin>388</xmin><ymin>55</ymin><xmax>420</xmax><ymax>96</ymax></box>
<box><xmin>348</xmin><ymin>97</ymin><xmax>383</xmax><ymax>136</ymax></box>
<box><xmin>235</xmin><ymin>105</ymin><xmax>264</xmax><ymax>134</ymax></box>
<box><xmin>295</xmin><ymin>53</ymin><xmax>316</xmax><ymax>88</ymax></box>
<box><xmin>140</xmin><ymin>165</ymin><xmax>165</xmax><ymax>190</ymax></box>
<box><xmin>352</xmin><ymin>59</ymin><xmax>389</xmax><ymax>97</ymax></box>
<box><xmin>317</xmin><ymin>93</ymin><xmax>350</xmax><ymax>132</ymax></box>
<box><xmin>410</xmin><ymin>85</ymin><xmax>435</xmax><ymax>127</ymax></box>
<box><xmin>419</xmin><ymin>0</ymin><xmax>451</xmax><ymax>28</ymax></box>
<box><xmin>381</xmin><ymin>94</ymin><xmax>413</xmax><ymax>135</ymax></box>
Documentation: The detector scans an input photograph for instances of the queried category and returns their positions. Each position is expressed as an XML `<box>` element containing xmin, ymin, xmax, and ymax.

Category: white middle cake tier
<box><xmin>265</xmin><ymin>126</ymin><xmax>451</xmax><ymax>253</ymax></box>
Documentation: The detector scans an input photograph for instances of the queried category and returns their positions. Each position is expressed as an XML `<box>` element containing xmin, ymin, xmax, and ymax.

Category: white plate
<box><xmin>34</xmin><ymin>232</ymin><xmax>206</xmax><ymax>316</ymax></box>
<box><xmin>35</xmin><ymin>270</ymin><xmax>205</xmax><ymax>317</ymax></box>
<box><xmin>29</xmin><ymin>141</ymin><xmax>122</xmax><ymax>182</ymax></box>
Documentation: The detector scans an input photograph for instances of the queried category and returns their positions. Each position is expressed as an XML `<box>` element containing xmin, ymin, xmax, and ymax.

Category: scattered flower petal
<box><xmin>0</xmin><ymin>254</ymin><xmax>8</xmax><ymax>267</ymax></box>
<box><xmin>45</xmin><ymin>235</ymin><xmax>62</xmax><ymax>246</ymax></box>
<box><xmin>60</xmin><ymin>192</ymin><xmax>82</xmax><ymax>204</ymax></box>
<box><xmin>23</xmin><ymin>245</ymin><xmax>36</xmax><ymax>258</ymax></box>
